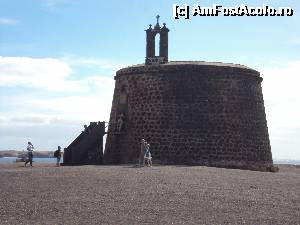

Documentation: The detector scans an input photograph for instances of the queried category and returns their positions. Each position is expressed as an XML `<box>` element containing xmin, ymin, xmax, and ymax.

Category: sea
<box><xmin>0</xmin><ymin>157</ymin><xmax>56</xmax><ymax>164</ymax></box>
<box><xmin>0</xmin><ymin>157</ymin><xmax>300</xmax><ymax>165</ymax></box>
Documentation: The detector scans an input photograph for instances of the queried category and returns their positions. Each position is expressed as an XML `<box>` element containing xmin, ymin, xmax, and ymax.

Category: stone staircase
<box><xmin>63</xmin><ymin>122</ymin><xmax>106</xmax><ymax>165</ymax></box>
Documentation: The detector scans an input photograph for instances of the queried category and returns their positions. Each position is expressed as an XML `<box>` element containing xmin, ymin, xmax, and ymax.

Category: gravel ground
<box><xmin>0</xmin><ymin>163</ymin><xmax>299</xmax><ymax>225</ymax></box>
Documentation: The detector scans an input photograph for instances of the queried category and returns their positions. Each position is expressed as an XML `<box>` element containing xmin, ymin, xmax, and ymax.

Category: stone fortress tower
<box><xmin>104</xmin><ymin>16</ymin><xmax>273</xmax><ymax>171</ymax></box>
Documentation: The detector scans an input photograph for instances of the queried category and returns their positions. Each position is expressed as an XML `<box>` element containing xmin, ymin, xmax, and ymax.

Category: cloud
<box><xmin>261</xmin><ymin>60</ymin><xmax>300</xmax><ymax>159</ymax></box>
<box><xmin>61</xmin><ymin>55</ymin><xmax>127</xmax><ymax>75</ymax></box>
<box><xmin>0</xmin><ymin>93</ymin><xmax>112</xmax><ymax>149</ymax></box>
<box><xmin>42</xmin><ymin>0</ymin><xmax>73</xmax><ymax>9</ymax></box>
<box><xmin>26</xmin><ymin>95</ymin><xmax>113</xmax><ymax>120</ymax></box>
<box><xmin>0</xmin><ymin>95</ymin><xmax>111</xmax><ymax>150</ymax></box>
<box><xmin>82</xmin><ymin>76</ymin><xmax>115</xmax><ymax>89</ymax></box>
<box><xmin>0</xmin><ymin>18</ymin><xmax>18</xmax><ymax>25</ymax></box>
<box><xmin>0</xmin><ymin>55</ymin><xmax>116</xmax><ymax>123</ymax></box>
<box><xmin>0</xmin><ymin>56</ymin><xmax>86</xmax><ymax>91</ymax></box>
<box><xmin>0</xmin><ymin>123</ymin><xmax>83</xmax><ymax>150</ymax></box>
<box><xmin>261</xmin><ymin>60</ymin><xmax>300</xmax><ymax>126</ymax></box>
<box><xmin>0</xmin><ymin>114</ymin><xmax>85</xmax><ymax>127</ymax></box>
<box><xmin>0</xmin><ymin>56</ymin><xmax>118</xmax><ymax>92</ymax></box>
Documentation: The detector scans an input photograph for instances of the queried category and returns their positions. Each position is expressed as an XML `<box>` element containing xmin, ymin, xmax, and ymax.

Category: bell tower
<box><xmin>145</xmin><ymin>15</ymin><xmax>170</xmax><ymax>65</ymax></box>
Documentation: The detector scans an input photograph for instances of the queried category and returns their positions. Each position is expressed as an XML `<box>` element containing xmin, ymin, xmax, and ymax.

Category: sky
<box><xmin>0</xmin><ymin>0</ymin><xmax>299</xmax><ymax>160</ymax></box>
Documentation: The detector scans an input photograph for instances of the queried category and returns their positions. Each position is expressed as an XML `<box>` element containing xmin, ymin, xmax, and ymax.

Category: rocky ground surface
<box><xmin>0</xmin><ymin>163</ymin><xmax>299</xmax><ymax>225</ymax></box>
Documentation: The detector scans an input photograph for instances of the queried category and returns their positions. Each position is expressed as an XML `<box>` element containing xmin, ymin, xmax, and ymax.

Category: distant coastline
<box><xmin>273</xmin><ymin>159</ymin><xmax>300</xmax><ymax>165</ymax></box>
<box><xmin>0</xmin><ymin>150</ymin><xmax>299</xmax><ymax>164</ymax></box>
<box><xmin>0</xmin><ymin>150</ymin><xmax>53</xmax><ymax>158</ymax></box>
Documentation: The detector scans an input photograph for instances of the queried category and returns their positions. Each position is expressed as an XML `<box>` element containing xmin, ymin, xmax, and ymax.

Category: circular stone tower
<box><xmin>104</xmin><ymin>17</ymin><xmax>273</xmax><ymax>171</ymax></box>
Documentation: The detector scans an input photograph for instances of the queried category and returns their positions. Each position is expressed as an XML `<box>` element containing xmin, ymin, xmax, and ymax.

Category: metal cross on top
<box><xmin>156</xmin><ymin>15</ymin><xmax>160</xmax><ymax>24</ymax></box>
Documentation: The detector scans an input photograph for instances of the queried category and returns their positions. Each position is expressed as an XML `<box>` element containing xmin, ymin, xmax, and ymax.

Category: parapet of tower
<box><xmin>103</xmin><ymin>16</ymin><xmax>273</xmax><ymax>171</ymax></box>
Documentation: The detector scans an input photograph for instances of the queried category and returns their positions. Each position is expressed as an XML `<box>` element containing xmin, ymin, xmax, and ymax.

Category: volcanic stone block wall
<box><xmin>64</xmin><ymin>122</ymin><xmax>105</xmax><ymax>165</ymax></box>
<box><xmin>104</xmin><ymin>62</ymin><xmax>273</xmax><ymax>171</ymax></box>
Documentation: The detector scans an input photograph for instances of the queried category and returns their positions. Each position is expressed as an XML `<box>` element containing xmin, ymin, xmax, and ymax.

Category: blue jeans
<box><xmin>56</xmin><ymin>157</ymin><xmax>61</xmax><ymax>166</ymax></box>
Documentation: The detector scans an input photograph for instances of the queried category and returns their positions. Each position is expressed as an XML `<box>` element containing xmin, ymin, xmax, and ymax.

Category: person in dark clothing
<box><xmin>25</xmin><ymin>142</ymin><xmax>34</xmax><ymax>167</ymax></box>
<box><xmin>55</xmin><ymin>146</ymin><xmax>62</xmax><ymax>167</ymax></box>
